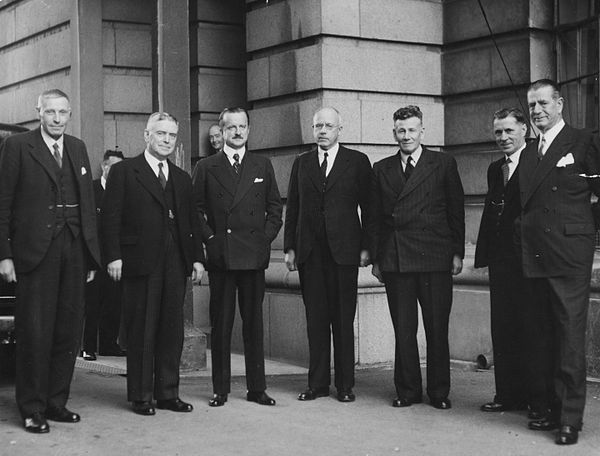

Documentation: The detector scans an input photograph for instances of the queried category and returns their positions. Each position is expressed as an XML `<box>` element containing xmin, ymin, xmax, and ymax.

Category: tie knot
<box><xmin>158</xmin><ymin>162</ymin><xmax>163</xmax><ymax>169</ymax></box>
<box><xmin>233</xmin><ymin>153</ymin><xmax>240</xmax><ymax>163</ymax></box>
<box><xmin>324</xmin><ymin>151</ymin><xmax>328</xmax><ymax>158</ymax></box>
<box><xmin>505</xmin><ymin>157</ymin><xmax>511</xmax><ymax>164</ymax></box>
<box><xmin>407</xmin><ymin>156</ymin><xmax>413</xmax><ymax>165</ymax></box>
<box><xmin>53</xmin><ymin>143</ymin><xmax>59</xmax><ymax>152</ymax></box>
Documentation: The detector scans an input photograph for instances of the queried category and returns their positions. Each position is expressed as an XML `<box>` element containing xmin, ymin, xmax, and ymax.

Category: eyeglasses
<box><xmin>312</xmin><ymin>123</ymin><xmax>339</xmax><ymax>131</ymax></box>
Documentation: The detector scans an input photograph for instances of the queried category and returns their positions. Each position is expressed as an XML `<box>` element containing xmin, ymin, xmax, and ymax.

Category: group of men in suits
<box><xmin>1</xmin><ymin>82</ymin><xmax>598</xmax><ymax>447</ymax></box>
<box><xmin>475</xmin><ymin>79</ymin><xmax>600</xmax><ymax>445</ymax></box>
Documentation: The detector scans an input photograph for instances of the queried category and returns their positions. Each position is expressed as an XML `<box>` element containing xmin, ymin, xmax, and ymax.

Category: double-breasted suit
<box><xmin>284</xmin><ymin>145</ymin><xmax>372</xmax><ymax>392</ymax></box>
<box><xmin>475</xmin><ymin>154</ymin><xmax>530</xmax><ymax>408</ymax></box>
<box><xmin>518</xmin><ymin>124</ymin><xmax>600</xmax><ymax>428</ymax></box>
<box><xmin>194</xmin><ymin>151</ymin><xmax>282</xmax><ymax>395</ymax></box>
<box><xmin>101</xmin><ymin>153</ymin><xmax>204</xmax><ymax>402</ymax></box>
<box><xmin>370</xmin><ymin>147</ymin><xmax>464</xmax><ymax>402</ymax></box>
<box><xmin>0</xmin><ymin>127</ymin><xmax>100</xmax><ymax>418</ymax></box>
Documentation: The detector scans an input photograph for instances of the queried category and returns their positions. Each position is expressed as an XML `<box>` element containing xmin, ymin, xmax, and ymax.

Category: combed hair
<box><xmin>528</xmin><ymin>79</ymin><xmax>561</xmax><ymax>99</ymax></box>
<box><xmin>146</xmin><ymin>112</ymin><xmax>178</xmax><ymax>128</ymax></box>
<box><xmin>493</xmin><ymin>107</ymin><xmax>527</xmax><ymax>125</ymax></box>
<box><xmin>393</xmin><ymin>105</ymin><xmax>423</xmax><ymax>122</ymax></box>
<box><xmin>103</xmin><ymin>149</ymin><xmax>125</xmax><ymax>161</ymax></box>
<box><xmin>218</xmin><ymin>107</ymin><xmax>249</xmax><ymax>127</ymax></box>
<box><xmin>37</xmin><ymin>89</ymin><xmax>70</xmax><ymax>109</ymax></box>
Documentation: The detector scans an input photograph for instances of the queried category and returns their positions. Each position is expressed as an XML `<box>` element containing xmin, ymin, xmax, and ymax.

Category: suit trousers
<box><xmin>383</xmin><ymin>271</ymin><xmax>453</xmax><ymax>401</ymax></box>
<box><xmin>488</xmin><ymin>258</ymin><xmax>530</xmax><ymax>406</ymax></box>
<box><xmin>209</xmin><ymin>269</ymin><xmax>266</xmax><ymax>394</ymax></box>
<box><xmin>526</xmin><ymin>275</ymin><xmax>590</xmax><ymax>429</ymax></box>
<box><xmin>15</xmin><ymin>229</ymin><xmax>86</xmax><ymax>418</ymax></box>
<box><xmin>298</xmin><ymin>235</ymin><xmax>358</xmax><ymax>391</ymax></box>
<box><xmin>121</xmin><ymin>232</ymin><xmax>186</xmax><ymax>402</ymax></box>
<box><xmin>84</xmin><ymin>270</ymin><xmax>122</xmax><ymax>354</ymax></box>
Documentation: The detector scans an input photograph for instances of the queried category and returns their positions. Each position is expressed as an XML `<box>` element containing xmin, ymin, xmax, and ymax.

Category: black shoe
<box><xmin>23</xmin><ymin>412</ymin><xmax>49</xmax><ymax>434</ymax></box>
<box><xmin>392</xmin><ymin>397</ymin><xmax>422</xmax><ymax>408</ymax></box>
<box><xmin>336</xmin><ymin>389</ymin><xmax>355</xmax><ymax>403</ymax></box>
<box><xmin>157</xmin><ymin>398</ymin><xmax>193</xmax><ymax>412</ymax></box>
<box><xmin>247</xmin><ymin>391</ymin><xmax>276</xmax><ymax>406</ymax></box>
<box><xmin>131</xmin><ymin>401</ymin><xmax>155</xmax><ymax>416</ymax></box>
<box><xmin>208</xmin><ymin>394</ymin><xmax>227</xmax><ymax>407</ymax></box>
<box><xmin>527</xmin><ymin>409</ymin><xmax>547</xmax><ymax>420</ymax></box>
<box><xmin>431</xmin><ymin>398</ymin><xmax>452</xmax><ymax>410</ymax></box>
<box><xmin>528</xmin><ymin>418</ymin><xmax>559</xmax><ymax>431</ymax></box>
<box><xmin>298</xmin><ymin>387</ymin><xmax>329</xmax><ymax>401</ymax></box>
<box><xmin>556</xmin><ymin>425</ymin><xmax>579</xmax><ymax>445</ymax></box>
<box><xmin>46</xmin><ymin>407</ymin><xmax>80</xmax><ymax>423</ymax></box>
<box><xmin>480</xmin><ymin>401</ymin><xmax>510</xmax><ymax>412</ymax></box>
<box><xmin>81</xmin><ymin>351</ymin><xmax>97</xmax><ymax>361</ymax></box>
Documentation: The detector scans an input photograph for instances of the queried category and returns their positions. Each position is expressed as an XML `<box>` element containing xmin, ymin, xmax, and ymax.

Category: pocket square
<box><xmin>81</xmin><ymin>167</ymin><xmax>87</xmax><ymax>175</ymax></box>
<box><xmin>556</xmin><ymin>153</ymin><xmax>575</xmax><ymax>167</ymax></box>
<box><xmin>254</xmin><ymin>177</ymin><xmax>264</xmax><ymax>183</ymax></box>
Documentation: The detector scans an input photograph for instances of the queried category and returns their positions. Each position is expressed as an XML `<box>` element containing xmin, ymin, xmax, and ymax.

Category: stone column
<box><xmin>151</xmin><ymin>0</ymin><xmax>206</xmax><ymax>370</ymax></box>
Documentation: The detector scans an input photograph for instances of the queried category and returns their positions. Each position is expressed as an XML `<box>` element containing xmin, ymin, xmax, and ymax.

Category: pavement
<box><xmin>2</xmin><ymin>354</ymin><xmax>600</xmax><ymax>456</ymax></box>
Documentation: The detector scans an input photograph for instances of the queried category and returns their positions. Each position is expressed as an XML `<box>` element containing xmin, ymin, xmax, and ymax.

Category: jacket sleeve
<box><xmin>367</xmin><ymin>162</ymin><xmax>382</xmax><ymax>264</ymax></box>
<box><xmin>264</xmin><ymin>158</ymin><xmax>283</xmax><ymax>242</ymax></box>
<box><xmin>193</xmin><ymin>160</ymin><xmax>215</xmax><ymax>242</ymax></box>
<box><xmin>100</xmin><ymin>161</ymin><xmax>125</xmax><ymax>265</ymax></box>
<box><xmin>283</xmin><ymin>156</ymin><xmax>300</xmax><ymax>253</ymax></box>
<box><xmin>358</xmin><ymin>153</ymin><xmax>374</xmax><ymax>252</ymax></box>
<box><xmin>445</xmin><ymin>156</ymin><xmax>465</xmax><ymax>259</ymax></box>
<box><xmin>0</xmin><ymin>137</ymin><xmax>20</xmax><ymax>261</ymax></box>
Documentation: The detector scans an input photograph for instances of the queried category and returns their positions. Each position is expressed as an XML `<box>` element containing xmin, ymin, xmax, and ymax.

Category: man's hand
<box><xmin>359</xmin><ymin>249</ymin><xmax>370</xmax><ymax>267</ymax></box>
<box><xmin>86</xmin><ymin>270</ymin><xmax>96</xmax><ymax>283</ymax></box>
<box><xmin>371</xmin><ymin>262</ymin><xmax>384</xmax><ymax>283</ymax></box>
<box><xmin>107</xmin><ymin>259</ymin><xmax>123</xmax><ymax>282</ymax></box>
<box><xmin>0</xmin><ymin>258</ymin><xmax>16</xmax><ymax>283</ymax></box>
<box><xmin>451</xmin><ymin>254</ymin><xmax>463</xmax><ymax>276</ymax></box>
<box><xmin>192</xmin><ymin>262</ymin><xmax>205</xmax><ymax>283</ymax></box>
<box><xmin>284</xmin><ymin>249</ymin><xmax>297</xmax><ymax>271</ymax></box>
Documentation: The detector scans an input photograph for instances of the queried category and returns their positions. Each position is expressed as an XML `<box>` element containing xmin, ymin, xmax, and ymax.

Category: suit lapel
<box><xmin>325</xmin><ymin>145</ymin><xmax>351</xmax><ymax>191</ymax></box>
<box><xmin>398</xmin><ymin>148</ymin><xmax>439</xmax><ymax>201</ymax></box>
<box><xmin>380</xmin><ymin>152</ymin><xmax>405</xmax><ymax>196</ymax></box>
<box><xmin>27</xmin><ymin>128</ymin><xmax>58</xmax><ymax>185</ymax></box>
<box><xmin>208</xmin><ymin>152</ymin><xmax>237</xmax><ymax>197</ymax></box>
<box><xmin>133</xmin><ymin>154</ymin><xmax>166</xmax><ymax>207</ymax></box>
<box><xmin>231</xmin><ymin>152</ymin><xmax>260</xmax><ymax>210</ymax></box>
<box><xmin>522</xmin><ymin>127</ymin><xmax>576</xmax><ymax>207</ymax></box>
<box><xmin>306</xmin><ymin>149</ymin><xmax>322</xmax><ymax>192</ymax></box>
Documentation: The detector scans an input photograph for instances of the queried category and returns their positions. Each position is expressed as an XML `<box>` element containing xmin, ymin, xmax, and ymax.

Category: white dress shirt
<box><xmin>505</xmin><ymin>145</ymin><xmax>524</xmax><ymax>181</ymax></box>
<box><xmin>400</xmin><ymin>145</ymin><xmax>423</xmax><ymax>171</ymax></box>
<box><xmin>538</xmin><ymin>118</ymin><xmax>565</xmax><ymax>156</ymax></box>
<box><xmin>40</xmin><ymin>128</ymin><xmax>64</xmax><ymax>160</ymax></box>
<box><xmin>223</xmin><ymin>144</ymin><xmax>246</xmax><ymax>166</ymax></box>
<box><xmin>144</xmin><ymin>150</ymin><xmax>169</xmax><ymax>181</ymax></box>
<box><xmin>318</xmin><ymin>142</ymin><xmax>339</xmax><ymax>177</ymax></box>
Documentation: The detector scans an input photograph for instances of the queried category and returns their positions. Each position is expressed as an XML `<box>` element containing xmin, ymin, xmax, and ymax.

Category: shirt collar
<box><xmin>40</xmin><ymin>127</ymin><xmax>64</xmax><ymax>153</ymax></box>
<box><xmin>144</xmin><ymin>150</ymin><xmax>169</xmax><ymax>178</ymax></box>
<box><xmin>505</xmin><ymin>144</ymin><xmax>525</xmax><ymax>165</ymax></box>
<box><xmin>540</xmin><ymin>118</ymin><xmax>565</xmax><ymax>147</ymax></box>
<box><xmin>101</xmin><ymin>176</ymin><xmax>107</xmax><ymax>189</ymax></box>
<box><xmin>223</xmin><ymin>144</ymin><xmax>246</xmax><ymax>163</ymax></box>
<box><xmin>400</xmin><ymin>145</ymin><xmax>423</xmax><ymax>165</ymax></box>
<box><xmin>318</xmin><ymin>142</ymin><xmax>339</xmax><ymax>160</ymax></box>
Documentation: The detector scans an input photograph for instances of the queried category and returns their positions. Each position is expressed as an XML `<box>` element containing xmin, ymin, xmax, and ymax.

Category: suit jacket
<box><xmin>194</xmin><ymin>151</ymin><xmax>283</xmax><ymax>271</ymax></box>
<box><xmin>518</xmin><ymin>125</ymin><xmax>600</xmax><ymax>278</ymax></box>
<box><xmin>0</xmin><ymin>128</ymin><xmax>100</xmax><ymax>272</ymax></box>
<box><xmin>474</xmin><ymin>157</ymin><xmax>521</xmax><ymax>268</ymax></box>
<box><xmin>284</xmin><ymin>145</ymin><xmax>373</xmax><ymax>265</ymax></box>
<box><xmin>100</xmin><ymin>153</ymin><xmax>204</xmax><ymax>277</ymax></box>
<box><xmin>370</xmin><ymin>147</ymin><xmax>465</xmax><ymax>273</ymax></box>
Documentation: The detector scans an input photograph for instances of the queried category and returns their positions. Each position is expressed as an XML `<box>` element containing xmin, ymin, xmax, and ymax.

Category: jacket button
<box><xmin>544</xmin><ymin>228</ymin><xmax>551</xmax><ymax>233</ymax></box>
<box><xmin>535</xmin><ymin>254</ymin><xmax>541</xmax><ymax>258</ymax></box>
<box><xmin>48</xmin><ymin>205</ymin><xmax>54</xmax><ymax>210</ymax></box>
<box><xmin>227</xmin><ymin>229</ymin><xmax>231</xmax><ymax>234</ymax></box>
<box><xmin>543</xmin><ymin>207</ymin><xmax>549</xmax><ymax>213</ymax></box>
<box><xmin>46</xmin><ymin>224</ymin><xmax>52</xmax><ymax>229</ymax></box>
<box><xmin>551</xmin><ymin>186</ymin><xmax>558</xmax><ymax>191</ymax></box>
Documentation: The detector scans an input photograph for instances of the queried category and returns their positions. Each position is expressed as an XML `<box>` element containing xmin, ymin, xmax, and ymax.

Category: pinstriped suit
<box><xmin>370</xmin><ymin>148</ymin><xmax>464</xmax><ymax>401</ymax></box>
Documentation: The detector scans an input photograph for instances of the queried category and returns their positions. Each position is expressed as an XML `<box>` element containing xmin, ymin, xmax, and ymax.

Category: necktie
<box><xmin>320</xmin><ymin>151</ymin><xmax>328</xmax><ymax>181</ymax></box>
<box><xmin>537</xmin><ymin>135</ymin><xmax>546</xmax><ymax>161</ymax></box>
<box><xmin>52</xmin><ymin>143</ymin><xmax>62</xmax><ymax>168</ymax></box>
<box><xmin>404</xmin><ymin>155</ymin><xmax>414</xmax><ymax>180</ymax></box>
<box><xmin>501</xmin><ymin>157</ymin><xmax>511</xmax><ymax>186</ymax></box>
<box><xmin>158</xmin><ymin>162</ymin><xmax>167</xmax><ymax>190</ymax></box>
<box><xmin>233</xmin><ymin>153</ymin><xmax>241</xmax><ymax>174</ymax></box>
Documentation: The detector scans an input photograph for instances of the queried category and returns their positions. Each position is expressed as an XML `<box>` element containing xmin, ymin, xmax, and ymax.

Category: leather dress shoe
<box><xmin>336</xmin><ymin>389</ymin><xmax>355</xmax><ymax>403</ymax></box>
<box><xmin>480</xmin><ymin>401</ymin><xmax>511</xmax><ymax>412</ymax></box>
<box><xmin>131</xmin><ymin>401</ymin><xmax>155</xmax><ymax>416</ymax></box>
<box><xmin>81</xmin><ymin>351</ymin><xmax>97</xmax><ymax>361</ymax></box>
<box><xmin>208</xmin><ymin>394</ymin><xmax>227</xmax><ymax>407</ymax></box>
<box><xmin>556</xmin><ymin>425</ymin><xmax>579</xmax><ymax>445</ymax></box>
<box><xmin>247</xmin><ymin>391</ymin><xmax>276</xmax><ymax>406</ymax></box>
<box><xmin>46</xmin><ymin>407</ymin><xmax>80</xmax><ymax>423</ymax></box>
<box><xmin>157</xmin><ymin>398</ymin><xmax>193</xmax><ymax>412</ymax></box>
<box><xmin>24</xmin><ymin>412</ymin><xmax>49</xmax><ymax>434</ymax></box>
<box><xmin>298</xmin><ymin>387</ymin><xmax>329</xmax><ymax>401</ymax></box>
<box><xmin>431</xmin><ymin>398</ymin><xmax>452</xmax><ymax>410</ymax></box>
<box><xmin>527</xmin><ymin>409</ymin><xmax>547</xmax><ymax>420</ymax></box>
<box><xmin>392</xmin><ymin>397</ymin><xmax>422</xmax><ymax>408</ymax></box>
<box><xmin>528</xmin><ymin>418</ymin><xmax>559</xmax><ymax>431</ymax></box>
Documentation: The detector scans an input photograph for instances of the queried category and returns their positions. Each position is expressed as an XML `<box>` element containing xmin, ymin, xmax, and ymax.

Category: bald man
<box><xmin>284</xmin><ymin>107</ymin><xmax>373</xmax><ymax>402</ymax></box>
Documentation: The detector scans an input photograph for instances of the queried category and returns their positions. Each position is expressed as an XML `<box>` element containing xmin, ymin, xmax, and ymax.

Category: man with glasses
<box><xmin>0</xmin><ymin>89</ymin><xmax>100</xmax><ymax>433</ymax></box>
<box><xmin>475</xmin><ymin>108</ymin><xmax>533</xmax><ymax>415</ymax></box>
<box><xmin>370</xmin><ymin>105</ymin><xmax>464</xmax><ymax>410</ymax></box>
<box><xmin>284</xmin><ymin>107</ymin><xmax>373</xmax><ymax>403</ymax></box>
<box><xmin>195</xmin><ymin>107</ymin><xmax>283</xmax><ymax>407</ymax></box>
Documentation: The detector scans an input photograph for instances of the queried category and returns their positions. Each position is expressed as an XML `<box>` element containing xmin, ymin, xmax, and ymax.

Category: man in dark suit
<box><xmin>519</xmin><ymin>79</ymin><xmax>600</xmax><ymax>445</ymax></box>
<box><xmin>0</xmin><ymin>89</ymin><xmax>100</xmax><ymax>433</ymax></box>
<box><xmin>194</xmin><ymin>107</ymin><xmax>283</xmax><ymax>407</ymax></box>
<box><xmin>284</xmin><ymin>107</ymin><xmax>372</xmax><ymax>402</ymax></box>
<box><xmin>370</xmin><ymin>105</ymin><xmax>464</xmax><ymax>410</ymax></box>
<box><xmin>475</xmin><ymin>108</ymin><xmax>532</xmax><ymax>413</ymax></box>
<box><xmin>101</xmin><ymin>112</ymin><xmax>205</xmax><ymax>416</ymax></box>
<box><xmin>82</xmin><ymin>149</ymin><xmax>124</xmax><ymax>361</ymax></box>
